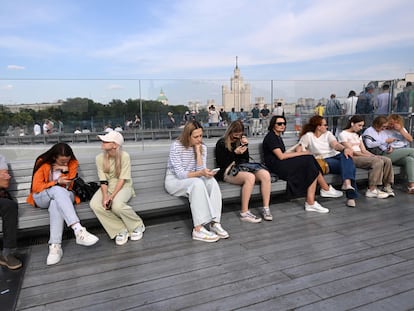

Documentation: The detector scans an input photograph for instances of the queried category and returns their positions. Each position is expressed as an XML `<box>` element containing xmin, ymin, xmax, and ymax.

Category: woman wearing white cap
<box><xmin>90</xmin><ymin>131</ymin><xmax>145</xmax><ymax>245</ymax></box>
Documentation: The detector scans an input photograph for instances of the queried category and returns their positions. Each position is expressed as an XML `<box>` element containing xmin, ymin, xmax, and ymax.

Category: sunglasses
<box><xmin>276</xmin><ymin>122</ymin><xmax>286</xmax><ymax>126</ymax></box>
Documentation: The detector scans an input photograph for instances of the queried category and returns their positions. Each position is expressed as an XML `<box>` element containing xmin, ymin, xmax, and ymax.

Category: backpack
<box><xmin>325</xmin><ymin>99</ymin><xmax>342</xmax><ymax>116</ymax></box>
<box><xmin>356</xmin><ymin>94</ymin><xmax>374</xmax><ymax>114</ymax></box>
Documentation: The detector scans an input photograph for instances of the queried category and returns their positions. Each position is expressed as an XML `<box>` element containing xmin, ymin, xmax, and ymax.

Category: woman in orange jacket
<box><xmin>27</xmin><ymin>143</ymin><xmax>99</xmax><ymax>265</ymax></box>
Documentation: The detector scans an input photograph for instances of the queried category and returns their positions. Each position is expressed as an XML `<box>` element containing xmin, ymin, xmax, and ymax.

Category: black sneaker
<box><xmin>0</xmin><ymin>254</ymin><xmax>22</xmax><ymax>270</ymax></box>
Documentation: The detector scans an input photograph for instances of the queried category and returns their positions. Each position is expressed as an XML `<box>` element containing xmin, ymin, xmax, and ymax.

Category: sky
<box><xmin>1</xmin><ymin>0</ymin><xmax>414</xmax><ymax>105</ymax></box>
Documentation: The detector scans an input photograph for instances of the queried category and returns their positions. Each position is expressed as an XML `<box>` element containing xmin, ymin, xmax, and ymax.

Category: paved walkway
<box><xmin>13</xmin><ymin>184</ymin><xmax>414</xmax><ymax>311</ymax></box>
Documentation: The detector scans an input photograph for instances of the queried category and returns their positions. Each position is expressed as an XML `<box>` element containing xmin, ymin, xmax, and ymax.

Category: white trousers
<box><xmin>165</xmin><ymin>174</ymin><xmax>222</xmax><ymax>226</ymax></box>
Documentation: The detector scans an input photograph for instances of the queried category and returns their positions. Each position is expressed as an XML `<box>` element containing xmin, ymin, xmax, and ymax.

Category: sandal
<box><xmin>407</xmin><ymin>187</ymin><xmax>414</xmax><ymax>194</ymax></box>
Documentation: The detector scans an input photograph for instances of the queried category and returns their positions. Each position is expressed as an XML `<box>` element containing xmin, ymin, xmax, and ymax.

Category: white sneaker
<box><xmin>47</xmin><ymin>244</ymin><xmax>63</xmax><ymax>265</ymax></box>
<box><xmin>320</xmin><ymin>185</ymin><xmax>343</xmax><ymax>198</ymax></box>
<box><xmin>130</xmin><ymin>225</ymin><xmax>145</xmax><ymax>241</ymax></box>
<box><xmin>75</xmin><ymin>227</ymin><xmax>99</xmax><ymax>246</ymax></box>
<box><xmin>192</xmin><ymin>227</ymin><xmax>220</xmax><ymax>242</ymax></box>
<box><xmin>383</xmin><ymin>185</ymin><xmax>395</xmax><ymax>197</ymax></box>
<box><xmin>261</xmin><ymin>207</ymin><xmax>273</xmax><ymax>221</ymax></box>
<box><xmin>240</xmin><ymin>211</ymin><xmax>262</xmax><ymax>223</ymax></box>
<box><xmin>366</xmin><ymin>188</ymin><xmax>389</xmax><ymax>199</ymax></box>
<box><xmin>209</xmin><ymin>223</ymin><xmax>229</xmax><ymax>239</ymax></box>
<box><xmin>305</xmin><ymin>201</ymin><xmax>329</xmax><ymax>213</ymax></box>
<box><xmin>115</xmin><ymin>229</ymin><xmax>129</xmax><ymax>245</ymax></box>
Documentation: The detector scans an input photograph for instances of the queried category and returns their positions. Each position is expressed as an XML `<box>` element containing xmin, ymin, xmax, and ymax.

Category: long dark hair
<box><xmin>343</xmin><ymin>115</ymin><xmax>364</xmax><ymax>130</ymax></box>
<box><xmin>33</xmin><ymin>143</ymin><xmax>77</xmax><ymax>173</ymax></box>
<box><xmin>300</xmin><ymin>115</ymin><xmax>324</xmax><ymax>137</ymax></box>
<box><xmin>268</xmin><ymin>115</ymin><xmax>286</xmax><ymax>131</ymax></box>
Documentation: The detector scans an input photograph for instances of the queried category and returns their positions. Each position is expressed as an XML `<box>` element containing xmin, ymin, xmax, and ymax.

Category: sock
<box><xmin>2</xmin><ymin>248</ymin><xmax>10</xmax><ymax>256</ymax></box>
<box><xmin>263</xmin><ymin>206</ymin><xmax>270</xmax><ymax>210</ymax></box>
<box><xmin>71</xmin><ymin>222</ymin><xmax>83</xmax><ymax>232</ymax></box>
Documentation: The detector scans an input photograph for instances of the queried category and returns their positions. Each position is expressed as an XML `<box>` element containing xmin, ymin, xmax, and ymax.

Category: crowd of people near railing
<box><xmin>2</xmin><ymin>109</ymin><xmax>413</xmax><ymax>270</ymax></box>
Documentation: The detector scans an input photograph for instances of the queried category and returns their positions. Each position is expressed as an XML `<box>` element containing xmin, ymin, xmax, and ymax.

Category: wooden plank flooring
<box><xmin>15</xmin><ymin>183</ymin><xmax>414</xmax><ymax>311</ymax></box>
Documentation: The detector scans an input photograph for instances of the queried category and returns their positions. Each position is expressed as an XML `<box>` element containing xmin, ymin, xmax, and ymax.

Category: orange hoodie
<box><xmin>26</xmin><ymin>158</ymin><xmax>81</xmax><ymax>206</ymax></box>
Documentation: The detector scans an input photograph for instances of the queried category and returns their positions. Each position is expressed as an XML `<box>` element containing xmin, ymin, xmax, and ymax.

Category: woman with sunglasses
<box><xmin>215</xmin><ymin>120</ymin><xmax>272</xmax><ymax>223</ymax></box>
<box><xmin>363</xmin><ymin>115</ymin><xmax>414</xmax><ymax>193</ymax></box>
<box><xmin>165</xmin><ymin>121</ymin><xmax>229</xmax><ymax>242</ymax></box>
<box><xmin>299</xmin><ymin>115</ymin><xmax>358</xmax><ymax>207</ymax></box>
<box><xmin>263</xmin><ymin>116</ymin><xmax>342</xmax><ymax>214</ymax></box>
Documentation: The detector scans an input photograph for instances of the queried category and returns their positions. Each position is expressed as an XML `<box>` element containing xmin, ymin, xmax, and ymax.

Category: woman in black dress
<box><xmin>262</xmin><ymin>116</ymin><xmax>342</xmax><ymax>213</ymax></box>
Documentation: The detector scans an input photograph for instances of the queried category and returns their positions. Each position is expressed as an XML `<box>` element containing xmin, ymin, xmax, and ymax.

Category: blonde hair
<box><xmin>223</xmin><ymin>120</ymin><xmax>244</xmax><ymax>151</ymax></box>
<box><xmin>387</xmin><ymin>114</ymin><xmax>405</xmax><ymax>127</ymax></box>
<box><xmin>103</xmin><ymin>144</ymin><xmax>122</xmax><ymax>178</ymax></box>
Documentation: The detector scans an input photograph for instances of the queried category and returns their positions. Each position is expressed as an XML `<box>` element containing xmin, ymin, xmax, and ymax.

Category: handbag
<box><xmin>315</xmin><ymin>158</ymin><xmax>329</xmax><ymax>175</ymax></box>
<box><xmin>362</xmin><ymin>134</ymin><xmax>386</xmax><ymax>155</ymax></box>
<box><xmin>229</xmin><ymin>162</ymin><xmax>278</xmax><ymax>183</ymax></box>
<box><xmin>72</xmin><ymin>176</ymin><xmax>100</xmax><ymax>202</ymax></box>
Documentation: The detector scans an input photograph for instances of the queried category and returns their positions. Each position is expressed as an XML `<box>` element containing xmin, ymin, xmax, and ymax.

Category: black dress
<box><xmin>262</xmin><ymin>131</ymin><xmax>320</xmax><ymax>197</ymax></box>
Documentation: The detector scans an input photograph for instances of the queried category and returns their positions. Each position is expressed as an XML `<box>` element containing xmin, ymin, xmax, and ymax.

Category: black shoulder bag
<box><xmin>72</xmin><ymin>175</ymin><xmax>100</xmax><ymax>202</ymax></box>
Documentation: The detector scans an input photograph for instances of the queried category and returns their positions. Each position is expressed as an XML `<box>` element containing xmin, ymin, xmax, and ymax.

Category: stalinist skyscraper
<box><xmin>222</xmin><ymin>57</ymin><xmax>251</xmax><ymax>112</ymax></box>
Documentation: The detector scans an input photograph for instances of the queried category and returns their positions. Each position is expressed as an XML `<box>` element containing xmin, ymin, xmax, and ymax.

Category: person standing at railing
<box><xmin>208</xmin><ymin>105</ymin><xmax>220</xmax><ymax>127</ymax></box>
<box><xmin>325</xmin><ymin>94</ymin><xmax>342</xmax><ymax>136</ymax></box>
<box><xmin>228</xmin><ymin>108</ymin><xmax>238</xmax><ymax>122</ymax></box>
<box><xmin>374</xmin><ymin>84</ymin><xmax>391</xmax><ymax>115</ymax></box>
<box><xmin>165</xmin><ymin>120</ymin><xmax>229</xmax><ymax>242</ymax></box>
<box><xmin>250</xmin><ymin>103</ymin><xmax>261</xmax><ymax>136</ymax></box>
<box><xmin>394</xmin><ymin>82</ymin><xmax>413</xmax><ymax>114</ymax></box>
<box><xmin>90</xmin><ymin>131</ymin><xmax>145</xmax><ymax>245</ymax></box>
<box><xmin>260</xmin><ymin>104</ymin><xmax>270</xmax><ymax>135</ymax></box>
<box><xmin>344</xmin><ymin>91</ymin><xmax>358</xmax><ymax>116</ymax></box>
<box><xmin>27</xmin><ymin>143</ymin><xmax>99</xmax><ymax>265</ymax></box>
<box><xmin>356</xmin><ymin>85</ymin><xmax>375</xmax><ymax>126</ymax></box>
<box><xmin>0</xmin><ymin>154</ymin><xmax>22</xmax><ymax>270</ymax></box>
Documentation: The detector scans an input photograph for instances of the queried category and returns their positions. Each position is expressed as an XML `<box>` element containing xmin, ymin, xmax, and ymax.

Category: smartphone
<box><xmin>105</xmin><ymin>199</ymin><xmax>112</xmax><ymax>210</ymax></box>
<box><xmin>211</xmin><ymin>168</ymin><xmax>220</xmax><ymax>173</ymax></box>
<box><xmin>241</xmin><ymin>143</ymin><xmax>249</xmax><ymax>147</ymax></box>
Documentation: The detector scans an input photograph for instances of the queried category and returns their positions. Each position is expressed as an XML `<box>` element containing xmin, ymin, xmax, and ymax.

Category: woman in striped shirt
<box><xmin>165</xmin><ymin>121</ymin><xmax>229</xmax><ymax>242</ymax></box>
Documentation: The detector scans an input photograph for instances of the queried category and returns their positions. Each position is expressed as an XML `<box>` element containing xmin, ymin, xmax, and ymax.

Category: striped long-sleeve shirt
<box><xmin>167</xmin><ymin>140</ymin><xmax>206</xmax><ymax>179</ymax></box>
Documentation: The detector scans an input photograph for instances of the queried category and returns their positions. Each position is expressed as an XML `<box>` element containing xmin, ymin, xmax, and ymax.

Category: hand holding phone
<box><xmin>241</xmin><ymin>143</ymin><xmax>249</xmax><ymax>147</ymax></box>
<box><xmin>105</xmin><ymin>199</ymin><xmax>112</xmax><ymax>210</ymax></box>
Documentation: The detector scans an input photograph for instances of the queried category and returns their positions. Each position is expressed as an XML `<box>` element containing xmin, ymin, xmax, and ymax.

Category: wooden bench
<box><xmin>1</xmin><ymin>141</ymin><xmax>402</xmax><ymax>232</ymax></box>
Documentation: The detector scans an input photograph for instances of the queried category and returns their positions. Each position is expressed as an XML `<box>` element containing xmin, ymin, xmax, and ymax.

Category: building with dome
<box><xmin>156</xmin><ymin>89</ymin><xmax>169</xmax><ymax>105</ymax></box>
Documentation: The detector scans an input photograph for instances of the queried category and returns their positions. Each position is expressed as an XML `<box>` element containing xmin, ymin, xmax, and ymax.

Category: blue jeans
<box><xmin>33</xmin><ymin>186</ymin><xmax>79</xmax><ymax>244</ymax></box>
<box><xmin>325</xmin><ymin>153</ymin><xmax>358</xmax><ymax>199</ymax></box>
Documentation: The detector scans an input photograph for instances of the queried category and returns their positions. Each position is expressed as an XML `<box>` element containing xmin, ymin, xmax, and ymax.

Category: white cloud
<box><xmin>1</xmin><ymin>84</ymin><xmax>13</xmax><ymax>90</ymax></box>
<box><xmin>7</xmin><ymin>65</ymin><xmax>25</xmax><ymax>70</ymax></box>
<box><xmin>108</xmin><ymin>84</ymin><xmax>124</xmax><ymax>90</ymax></box>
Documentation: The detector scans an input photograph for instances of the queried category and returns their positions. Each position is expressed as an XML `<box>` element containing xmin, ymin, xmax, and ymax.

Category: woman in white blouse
<box><xmin>165</xmin><ymin>120</ymin><xmax>229</xmax><ymax>242</ymax></box>
<box><xmin>299</xmin><ymin>116</ymin><xmax>358</xmax><ymax>207</ymax></box>
<box><xmin>339</xmin><ymin>115</ymin><xmax>394</xmax><ymax>198</ymax></box>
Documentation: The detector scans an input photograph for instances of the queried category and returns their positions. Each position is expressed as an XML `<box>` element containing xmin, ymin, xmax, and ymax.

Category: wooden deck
<box><xmin>13</xmin><ymin>182</ymin><xmax>414</xmax><ymax>311</ymax></box>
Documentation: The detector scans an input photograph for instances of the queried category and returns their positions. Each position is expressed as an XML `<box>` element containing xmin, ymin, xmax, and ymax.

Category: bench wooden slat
<box><xmin>0</xmin><ymin>142</ymin><xmax>404</xmax><ymax>232</ymax></box>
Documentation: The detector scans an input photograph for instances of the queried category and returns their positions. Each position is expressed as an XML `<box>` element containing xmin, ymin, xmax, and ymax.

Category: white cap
<box><xmin>97</xmin><ymin>131</ymin><xmax>124</xmax><ymax>146</ymax></box>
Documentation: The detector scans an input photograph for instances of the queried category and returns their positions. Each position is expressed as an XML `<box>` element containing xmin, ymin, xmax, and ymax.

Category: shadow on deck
<box><xmin>7</xmin><ymin>183</ymin><xmax>414</xmax><ymax>311</ymax></box>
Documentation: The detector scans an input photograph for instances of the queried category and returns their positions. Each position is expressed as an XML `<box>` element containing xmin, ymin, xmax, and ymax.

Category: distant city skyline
<box><xmin>1</xmin><ymin>0</ymin><xmax>413</xmax><ymax>105</ymax></box>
